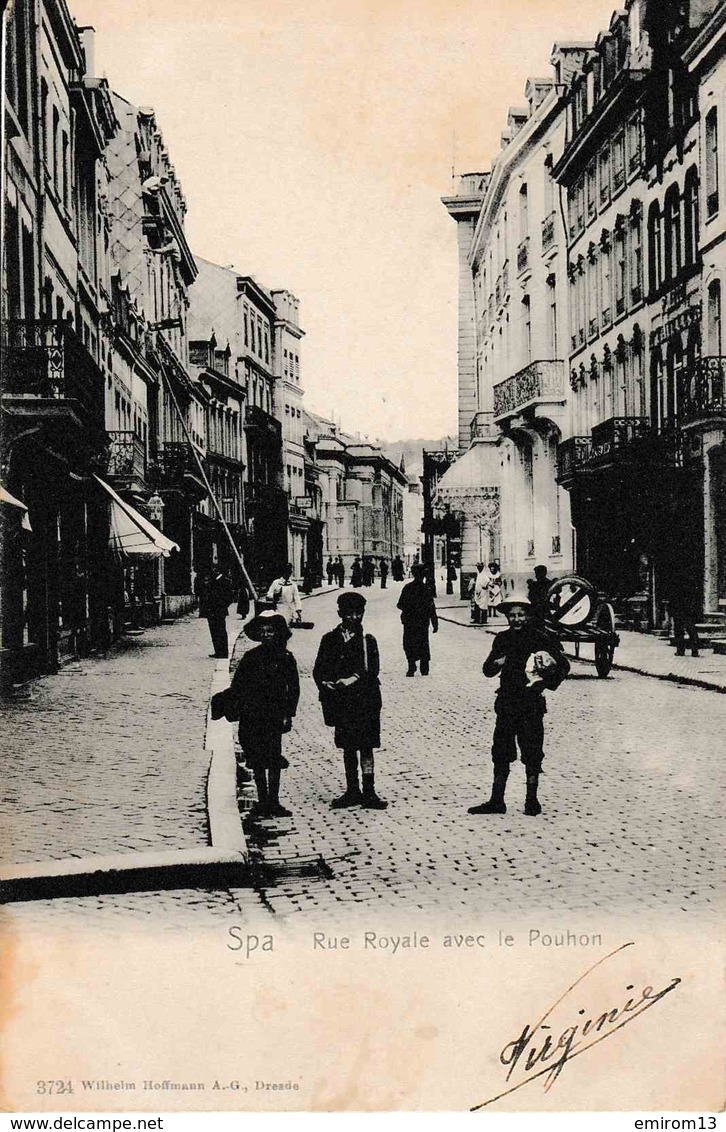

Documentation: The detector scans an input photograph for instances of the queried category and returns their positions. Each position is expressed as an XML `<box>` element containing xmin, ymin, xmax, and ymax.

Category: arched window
<box><xmin>684</xmin><ymin>167</ymin><xmax>700</xmax><ymax>268</ymax></box>
<box><xmin>647</xmin><ymin>202</ymin><xmax>663</xmax><ymax>294</ymax></box>
<box><xmin>664</xmin><ymin>185</ymin><xmax>682</xmax><ymax>281</ymax></box>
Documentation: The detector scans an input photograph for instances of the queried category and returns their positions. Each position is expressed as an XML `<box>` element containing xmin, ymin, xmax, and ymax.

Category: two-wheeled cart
<box><xmin>544</xmin><ymin>574</ymin><xmax>620</xmax><ymax>677</ymax></box>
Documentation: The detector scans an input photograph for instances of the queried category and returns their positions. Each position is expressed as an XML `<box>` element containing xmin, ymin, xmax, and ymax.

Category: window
<box><xmin>522</xmin><ymin>295</ymin><xmax>531</xmax><ymax>362</ymax></box>
<box><xmin>708</xmin><ymin>280</ymin><xmax>722</xmax><ymax>357</ymax></box>
<box><xmin>613</xmin><ymin>132</ymin><xmax>626</xmax><ymax>193</ymax></box>
<box><xmin>600</xmin><ymin>235</ymin><xmax>612</xmax><ymax>326</ymax></box>
<box><xmin>243</xmin><ymin>309</ymin><xmax>249</xmax><ymax>347</ymax></box>
<box><xmin>627</xmin><ymin>113</ymin><xmax>641</xmax><ymax>173</ymax></box>
<box><xmin>706</xmin><ymin>107</ymin><xmax>719</xmax><ymax>218</ymax></box>
<box><xmin>519</xmin><ymin>183</ymin><xmax>529</xmax><ymax>240</ymax></box>
<box><xmin>599</xmin><ymin>145</ymin><xmax>611</xmax><ymax>205</ymax></box>
<box><xmin>52</xmin><ymin>107</ymin><xmax>60</xmax><ymax>193</ymax></box>
<box><xmin>615</xmin><ymin>230</ymin><xmax>627</xmax><ymax>315</ymax></box>
<box><xmin>547</xmin><ymin>275</ymin><xmax>558</xmax><ymax>357</ymax></box>
<box><xmin>40</xmin><ymin>79</ymin><xmax>48</xmax><ymax>167</ymax></box>
<box><xmin>664</xmin><ymin>185</ymin><xmax>682</xmax><ymax>281</ymax></box>
<box><xmin>62</xmin><ymin>131</ymin><xmax>69</xmax><ymax>209</ymax></box>
<box><xmin>648</xmin><ymin>202</ymin><xmax>663</xmax><ymax>294</ymax></box>
<box><xmin>631</xmin><ymin>212</ymin><xmax>643</xmax><ymax>303</ymax></box>
<box><xmin>684</xmin><ymin>167</ymin><xmax>699</xmax><ymax>267</ymax></box>
<box><xmin>586</xmin><ymin>161</ymin><xmax>597</xmax><ymax>220</ymax></box>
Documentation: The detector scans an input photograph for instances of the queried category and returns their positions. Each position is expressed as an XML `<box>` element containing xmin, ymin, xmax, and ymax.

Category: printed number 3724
<box><xmin>37</xmin><ymin>1080</ymin><xmax>74</xmax><ymax>1095</ymax></box>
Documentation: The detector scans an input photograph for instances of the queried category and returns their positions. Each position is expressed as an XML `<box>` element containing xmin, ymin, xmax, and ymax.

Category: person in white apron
<box><xmin>267</xmin><ymin>564</ymin><xmax>302</xmax><ymax>625</ymax></box>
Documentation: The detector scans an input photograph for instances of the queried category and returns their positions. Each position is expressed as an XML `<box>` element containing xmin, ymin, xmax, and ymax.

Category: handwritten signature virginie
<box><xmin>471</xmin><ymin>941</ymin><xmax>681</xmax><ymax>1110</ymax></box>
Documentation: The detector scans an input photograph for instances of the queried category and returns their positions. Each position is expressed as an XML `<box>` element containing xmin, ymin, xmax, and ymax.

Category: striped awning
<box><xmin>94</xmin><ymin>475</ymin><xmax>179</xmax><ymax>560</ymax></box>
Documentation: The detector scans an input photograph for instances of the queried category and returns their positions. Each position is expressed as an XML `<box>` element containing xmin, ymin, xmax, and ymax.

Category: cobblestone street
<box><xmin>2</xmin><ymin>586</ymin><xmax>725</xmax><ymax>930</ymax></box>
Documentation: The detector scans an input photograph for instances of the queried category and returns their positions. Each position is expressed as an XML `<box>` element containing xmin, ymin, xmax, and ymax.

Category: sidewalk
<box><xmin>435</xmin><ymin>595</ymin><xmax>726</xmax><ymax>693</ymax></box>
<box><xmin>0</xmin><ymin>613</ymin><xmax>223</xmax><ymax>867</ymax></box>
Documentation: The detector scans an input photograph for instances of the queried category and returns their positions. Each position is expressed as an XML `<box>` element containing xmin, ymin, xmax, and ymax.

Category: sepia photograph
<box><xmin>0</xmin><ymin>0</ymin><xmax>724</xmax><ymax>1118</ymax></box>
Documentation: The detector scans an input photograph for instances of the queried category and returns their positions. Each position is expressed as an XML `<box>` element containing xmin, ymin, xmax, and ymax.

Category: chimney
<box><xmin>78</xmin><ymin>26</ymin><xmax>96</xmax><ymax>76</ymax></box>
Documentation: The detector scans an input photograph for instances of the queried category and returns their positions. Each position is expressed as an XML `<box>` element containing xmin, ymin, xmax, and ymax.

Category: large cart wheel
<box><xmin>594</xmin><ymin>603</ymin><xmax>616</xmax><ymax>677</ymax></box>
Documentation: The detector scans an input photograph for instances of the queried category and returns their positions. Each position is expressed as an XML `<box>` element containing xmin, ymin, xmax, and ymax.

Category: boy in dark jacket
<box><xmin>469</xmin><ymin>594</ymin><xmax>569</xmax><ymax>817</ymax></box>
<box><xmin>313</xmin><ymin>591</ymin><xmax>386</xmax><ymax>809</ymax></box>
<box><xmin>229</xmin><ymin>610</ymin><xmax>300</xmax><ymax>819</ymax></box>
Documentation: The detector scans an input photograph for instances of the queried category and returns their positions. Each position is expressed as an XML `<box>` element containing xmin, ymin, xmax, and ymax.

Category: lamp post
<box><xmin>148</xmin><ymin>491</ymin><xmax>165</xmax><ymax>621</ymax></box>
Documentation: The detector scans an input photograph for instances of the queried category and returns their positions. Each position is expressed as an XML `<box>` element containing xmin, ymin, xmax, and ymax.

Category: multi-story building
<box><xmin>445</xmin><ymin>75</ymin><xmax>575</xmax><ymax>596</ymax></box>
<box><xmin>271</xmin><ymin>289</ymin><xmax>308</xmax><ymax>576</ymax></box>
<box><xmin>2</xmin><ymin>2</ymin><xmax>118</xmax><ymax>681</ymax></box>
<box><xmin>554</xmin><ymin>0</ymin><xmax>721</xmax><ymax>628</ymax></box>
<box><xmin>684</xmin><ymin>0</ymin><xmax>726</xmax><ymax>619</ymax></box>
<box><xmin>306</xmin><ymin>413</ymin><xmax>406</xmax><ymax>575</ymax></box>
<box><xmin>106</xmin><ymin>93</ymin><xmax>204</xmax><ymax>613</ymax></box>
<box><xmin>190</xmin><ymin>257</ymin><xmax>287</xmax><ymax>590</ymax></box>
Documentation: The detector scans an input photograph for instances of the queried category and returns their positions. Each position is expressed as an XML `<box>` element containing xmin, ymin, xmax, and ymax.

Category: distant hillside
<box><xmin>382</xmin><ymin>437</ymin><xmax>457</xmax><ymax>480</ymax></box>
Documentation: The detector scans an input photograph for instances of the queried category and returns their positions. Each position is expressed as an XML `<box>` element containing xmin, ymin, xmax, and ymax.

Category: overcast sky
<box><xmin>74</xmin><ymin>0</ymin><xmax>615</xmax><ymax>442</ymax></box>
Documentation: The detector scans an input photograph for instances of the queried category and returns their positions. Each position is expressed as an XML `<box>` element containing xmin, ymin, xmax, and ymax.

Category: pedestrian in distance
<box><xmin>200</xmin><ymin>566</ymin><xmax>233</xmax><ymax>658</ymax></box>
<box><xmin>267</xmin><ymin>563</ymin><xmax>302</xmax><ymax>624</ymax></box>
<box><xmin>527</xmin><ymin>564</ymin><xmax>552</xmax><ymax>627</ymax></box>
<box><xmin>362</xmin><ymin>556</ymin><xmax>375</xmax><ymax>587</ymax></box>
<box><xmin>326</xmin><ymin>557</ymin><xmax>335</xmax><ymax>586</ymax></box>
<box><xmin>379</xmin><ymin>557</ymin><xmax>389</xmax><ymax>589</ymax></box>
<box><xmin>472</xmin><ymin>561</ymin><xmax>491</xmax><ymax>624</ymax></box>
<box><xmin>397</xmin><ymin>562</ymin><xmax>438</xmax><ymax>675</ymax></box>
<box><xmin>336</xmin><ymin>556</ymin><xmax>345</xmax><ymax>587</ymax></box>
<box><xmin>391</xmin><ymin>554</ymin><xmax>404</xmax><ymax>582</ymax></box>
<box><xmin>227</xmin><ymin>611</ymin><xmax>299</xmax><ymax>819</ymax></box>
<box><xmin>313</xmin><ymin>591</ymin><xmax>387</xmax><ymax>809</ymax></box>
<box><xmin>350</xmin><ymin>556</ymin><xmax>363</xmax><ymax>588</ymax></box>
<box><xmin>487</xmin><ymin>560</ymin><xmax>503</xmax><ymax>619</ymax></box>
<box><xmin>665</xmin><ymin>557</ymin><xmax>701</xmax><ymax>657</ymax></box>
<box><xmin>468</xmin><ymin>594</ymin><xmax>569</xmax><ymax>818</ymax></box>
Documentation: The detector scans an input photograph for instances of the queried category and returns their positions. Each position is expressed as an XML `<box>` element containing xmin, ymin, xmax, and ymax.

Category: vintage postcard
<box><xmin>1</xmin><ymin>0</ymin><xmax>724</xmax><ymax>1117</ymax></box>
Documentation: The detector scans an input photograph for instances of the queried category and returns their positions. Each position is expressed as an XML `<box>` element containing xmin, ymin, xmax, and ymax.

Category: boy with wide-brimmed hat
<box><xmin>313</xmin><ymin>591</ymin><xmax>387</xmax><ymax>809</ymax></box>
<box><xmin>227</xmin><ymin>610</ymin><xmax>300</xmax><ymax>819</ymax></box>
<box><xmin>469</xmin><ymin>593</ymin><xmax>569</xmax><ymax>817</ymax></box>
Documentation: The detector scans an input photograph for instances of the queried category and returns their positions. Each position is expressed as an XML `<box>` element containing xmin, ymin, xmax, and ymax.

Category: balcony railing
<box><xmin>470</xmin><ymin>411</ymin><xmax>498</xmax><ymax>442</ymax></box>
<box><xmin>107</xmin><ymin>431</ymin><xmax>147</xmax><ymax>481</ymax></box>
<box><xmin>2</xmin><ymin>319</ymin><xmax>104</xmax><ymax>429</ymax></box>
<box><xmin>681</xmin><ymin>357</ymin><xmax>726</xmax><ymax>423</ymax></box>
<box><xmin>153</xmin><ymin>442</ymin><xmax>207</xmax><ymax>491</ymax></box>
<box><xmin>590</xmin><ymin>416</ymin><xmax>651</xmax><ymax>461</ymax></box>
<box><xmin>493</xmin><ymin>360</ymin><xmax>565</xmax><ymax>419</ymax></box>
<box><xmin>557</xmin><ymin>418</ymin><xmax>681</xmax><ymax>484</ymax></box>
<box><xmin>541</xmin><ymin>212</ymin><xmax>556</xmax><ymax>252</ymax></box>
<box><xmin>557</xmin><ymin>436</ymin><xmax>592</xmax><ymax>482</ymax></box>
<box><xmin>517</xmin><ymin>237</ymin><xmax>530</xmax><ymax>276</ymax></box>
<box><xmin>245</xmin><ymin>403</ymin><xmax>282</xmax><ymax>440</ymax></box>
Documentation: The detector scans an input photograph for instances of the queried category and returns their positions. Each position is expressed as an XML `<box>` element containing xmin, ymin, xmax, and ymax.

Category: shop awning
<box><xmin>0</xmin><ymin>487</ymin><xmax>32</xmax><ymax>530</ymax></box>
<box><xmin>94</xmin><ymin>475</ymin><xmax>179</xmax><ymax>561</ymax></box>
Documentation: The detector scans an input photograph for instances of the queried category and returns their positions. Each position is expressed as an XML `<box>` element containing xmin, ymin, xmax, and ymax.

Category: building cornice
<box><xmin>470</xmin><ymin>88</ymin><xmax>565</xmax><ymax>260</ymax></box>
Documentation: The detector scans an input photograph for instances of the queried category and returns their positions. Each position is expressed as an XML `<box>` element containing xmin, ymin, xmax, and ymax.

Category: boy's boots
<box><xmin>361</xmin><ymin>771</ymin><xmax>388</xmax><ymax>809</ymax></box>
<box><xmin>331</xmin><ymin>751</ymin><xmax>364</xmax><ymax>808</ymax></box>
<box><xmin>468</xmin><ymin>768</ymin><xmax>508</xmax><ymax>814</ymax></box>
<box><xmin>524</xmin><ymin>772</ymin><xmax>542</xmax><ymax>816</ymax></box>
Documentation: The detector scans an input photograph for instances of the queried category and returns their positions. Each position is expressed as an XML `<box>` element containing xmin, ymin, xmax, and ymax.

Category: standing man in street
<box><xmin>326</xmin><ymin>557</ymin><xmax>335</xmax><ymax>586</ymax></box>
<box><xmin>527</xmin><ymin>564</ymin><xmax>552</xmax><ymax>627</ymax></box>
<box><xmin>350</xmin><ymin>556</ymin><xmax>363</xmax><ymax>588</ymax></box>
<box><xmin>468</xmin><ymin>594</ymin><xmax>569</xmax><ymax>817</ymax></box>
<box><xmin>313</xmin><ymin>591</ymin><xmax>387</xmax><ymax>809</ymax></box>
<box><xmin>379</xmin><ymin>557</ymin><xmax>389</xmax><ymax>589</ymax></box>
<box><xmin>203</xmin><ymin>566</ymin><xmax>234</xmax><ymax>659</ymax></box>
<box><xmin>397</xmin><ymin>562</ymin><xmax>439</xmax><ymax>676</ymax></box>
